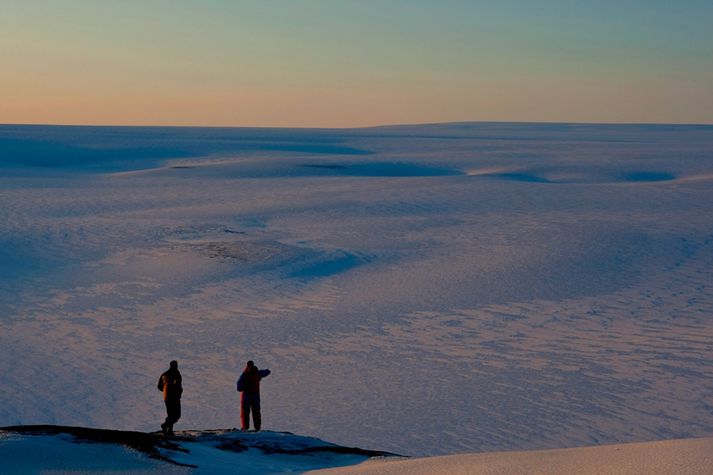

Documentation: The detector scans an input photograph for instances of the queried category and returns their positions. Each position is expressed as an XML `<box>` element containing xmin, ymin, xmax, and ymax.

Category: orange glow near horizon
<box><xmin>2</xmin><ymin>1</ymin><xmax>712</xmax><ymax>127</ymax></box>
<box><xmin>5</xmin><ymin>75</ymin><xmax>710</xmax><ymax>128</ymax></box>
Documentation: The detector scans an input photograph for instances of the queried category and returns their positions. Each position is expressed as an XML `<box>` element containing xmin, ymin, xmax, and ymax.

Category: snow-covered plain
<box><xmin>1</xmin><ymin>122</ymin><xmax>712</xmax><ymax>458</ymax></box>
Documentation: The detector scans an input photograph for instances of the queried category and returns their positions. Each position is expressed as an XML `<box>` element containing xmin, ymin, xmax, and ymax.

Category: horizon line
<box><xmin>2</xmin><ymin>119</ymin><xmax>713</xmax><ymax>130</ymax></box>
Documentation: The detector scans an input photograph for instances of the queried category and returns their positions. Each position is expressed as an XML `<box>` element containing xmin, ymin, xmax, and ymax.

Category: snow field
<box><xmin>1</xmin><ymin>123</ymin><xmax>712</xmax><ymax>456</ymax></box>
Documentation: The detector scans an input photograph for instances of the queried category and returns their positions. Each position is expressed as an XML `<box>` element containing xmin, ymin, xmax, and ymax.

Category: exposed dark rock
<box><xmin>0</xmin><ymin>425</ymin><xmax>196</xmax><ymax>468</ymax></box>
<box><xmin>0</xmin><ymin>425</ymin><xmax>400</xmax><ymax>469</ymax></box>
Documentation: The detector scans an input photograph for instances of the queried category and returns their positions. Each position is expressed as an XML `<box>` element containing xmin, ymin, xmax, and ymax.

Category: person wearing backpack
<box><xmin>157</xmin><ymin>360</ymin><xmax>183</xmax><ymax>436</ymax></box>
<box><xmin>237</xmin><ymin>360</ymin><xmax>270</xmax><ymax>431</ymax></box>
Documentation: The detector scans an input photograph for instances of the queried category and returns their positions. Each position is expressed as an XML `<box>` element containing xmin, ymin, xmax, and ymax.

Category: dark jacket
<box><xmin>237</xmin><ymin>366</ymin><xmax>270</xmax><ymax>393</ymax></box>
<box><xmin>158</xmin><ymin>368</ymin><xmax>183</xmax><ymax>401</ymax></box>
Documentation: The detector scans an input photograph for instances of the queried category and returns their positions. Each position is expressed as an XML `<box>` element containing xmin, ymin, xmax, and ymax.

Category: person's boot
<box><xmin>160</xmin><ymin>422</ymin><xmax>168</xmax><ymax>435</ymax></box>
<box><xmin>254</xmin><ymin>412</ymin><xmax>261</xmax><ymax>432</ymax></box>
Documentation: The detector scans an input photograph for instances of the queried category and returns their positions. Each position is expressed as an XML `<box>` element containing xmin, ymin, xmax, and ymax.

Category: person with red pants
<box><xmin>237</xmin><ymin>360</ymin><xmax>271</xmax><ymax>431</ymax></box>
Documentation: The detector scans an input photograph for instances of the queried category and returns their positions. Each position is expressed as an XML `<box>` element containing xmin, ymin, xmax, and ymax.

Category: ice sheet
<box><xmin>1</xmin><ymin>123</ymin><xmax>712</xmax><ymax>456</ymax></box>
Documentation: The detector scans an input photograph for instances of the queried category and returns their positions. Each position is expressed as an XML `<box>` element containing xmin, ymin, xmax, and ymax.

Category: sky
<box><xmin>1</xmin><ymin>0</ymin><xmax>712</xmax><ymax>127</ymax></box>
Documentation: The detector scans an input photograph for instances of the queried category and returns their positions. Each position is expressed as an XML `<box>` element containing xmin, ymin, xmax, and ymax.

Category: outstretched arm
<box><xmin>258</xmin><ymin>369</ymin><xmax>271</xmax><ymax>378</ymax></box>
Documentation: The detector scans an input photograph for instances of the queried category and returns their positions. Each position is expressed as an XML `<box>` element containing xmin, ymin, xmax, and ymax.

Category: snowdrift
<box><xmin>311</xmin><ymin>437</ymin><xmax>713</xmax><ymax>475</ymax></box>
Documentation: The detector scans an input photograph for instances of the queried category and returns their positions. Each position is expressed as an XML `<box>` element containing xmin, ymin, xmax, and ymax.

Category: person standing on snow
<box><xmin>237</xmin><ymin>360</ymin><xmax>270</xmax><ymax>431</ymax></box>
<box><xmin>157</xmin><ymin>360</ymin><xmax>183</xmax><ymax>436</ymax></box>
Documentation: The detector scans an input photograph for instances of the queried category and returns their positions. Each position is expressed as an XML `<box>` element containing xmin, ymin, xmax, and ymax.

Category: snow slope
<box><xmin>311</xmin><ymin>437</ymin><xmax>713</xmax><ymax>475</ymax></box>
<box><xmin>1</xmin><ymin>123</ymin><xmax>712</xmax><ymax>456</ymax></box>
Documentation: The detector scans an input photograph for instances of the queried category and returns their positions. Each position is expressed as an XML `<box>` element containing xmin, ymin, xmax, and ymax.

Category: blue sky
<box><xmin>1</xmin><ymin>1</ymin><xmax>711</xmax><ymax>126</ymax></box>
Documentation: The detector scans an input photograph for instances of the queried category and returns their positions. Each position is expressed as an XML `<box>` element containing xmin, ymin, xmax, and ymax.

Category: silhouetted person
<box><xmin>237</xmin><ymin>360</ymin><xmax>270</xmax><ymax>431</ymax></box>
<box><xmin>158</xmin><ymin>360</ymin><xmax>182</xmax><ymax>436</ymax></box>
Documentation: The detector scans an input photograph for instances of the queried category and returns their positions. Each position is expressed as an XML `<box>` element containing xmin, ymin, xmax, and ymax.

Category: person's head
<box><xmin>247</xmin><ymin>360</ymin><xmax>254</xmax><ymax>368</ymax></box>
<box><xmin>170</xmin><ymin>360</ymin><xmax>178</xmax><ymax>370</ymax></box>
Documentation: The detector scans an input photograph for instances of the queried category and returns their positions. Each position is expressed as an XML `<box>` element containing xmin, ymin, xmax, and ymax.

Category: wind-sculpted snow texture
<box><xmin>1</xmin><ymin>123</ymin><xmax>712</xmax><ymax>456</ymax></box>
